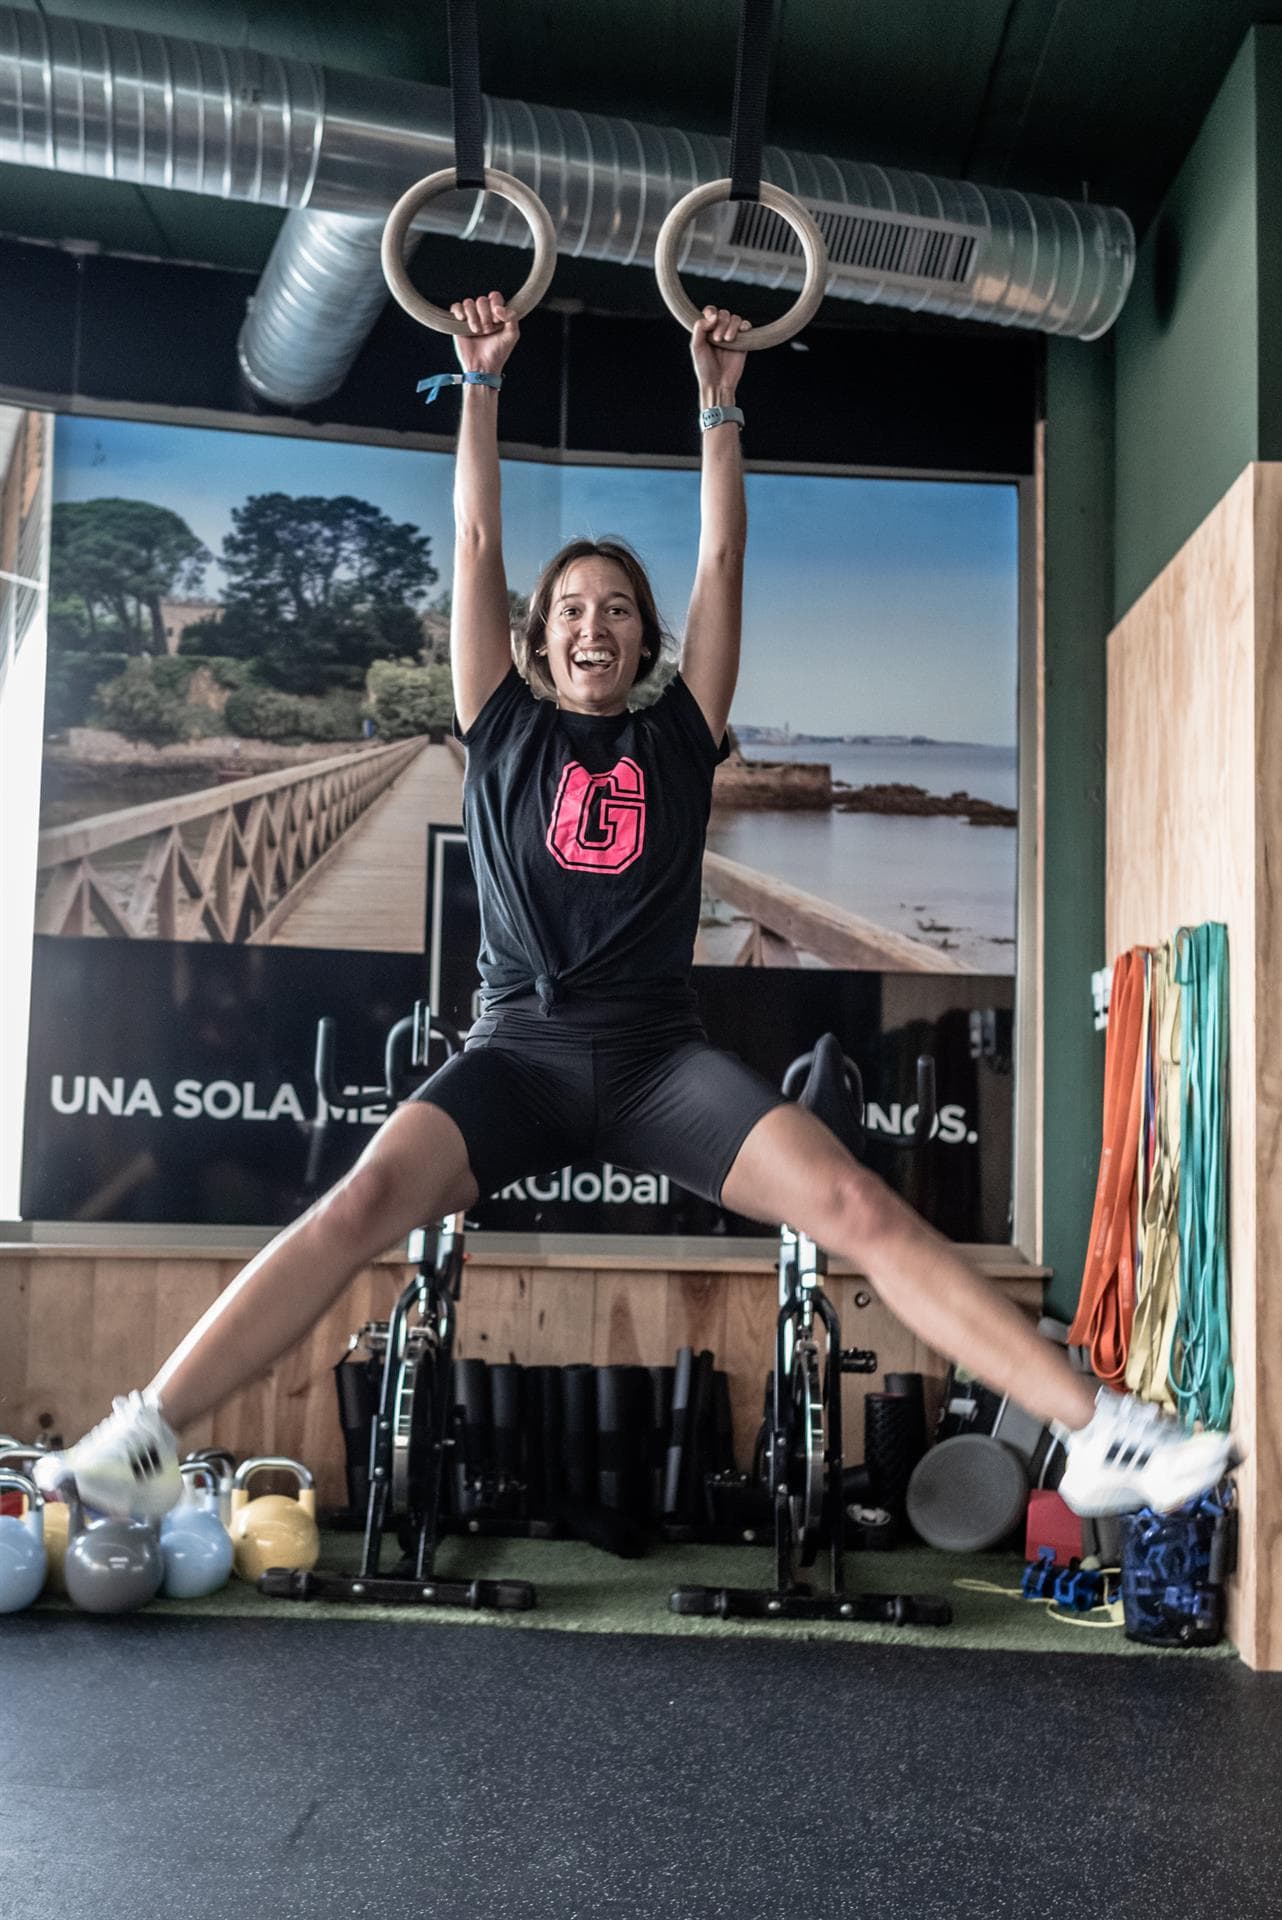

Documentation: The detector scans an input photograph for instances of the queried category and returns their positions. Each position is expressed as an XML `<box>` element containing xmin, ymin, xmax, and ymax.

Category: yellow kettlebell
<box><xmin>0</xmin><ymin>1448</ymin><xmax>70</xmax><ymax>1595</ymax></box>
<box><xmin>229</xmin><ymin>1457</ymin><xmax>319</xmax><ymax>1583</ymax></box>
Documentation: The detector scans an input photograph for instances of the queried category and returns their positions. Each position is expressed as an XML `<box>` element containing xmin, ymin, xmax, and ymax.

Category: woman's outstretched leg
<box><xmin>37</xmin><ymin>1102</ymin><xmax>478</xmax><ymax>1517</ymax></box>
<box><xmin>720</xmin><ymin>1104</ymin><xmax>1235</xmax><ymax>1515</ymax></box>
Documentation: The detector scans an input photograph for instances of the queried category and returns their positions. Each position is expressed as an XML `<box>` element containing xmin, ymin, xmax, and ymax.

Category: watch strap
<box><xmin>699</xmin><ymin>404</ymin><xmax>745</xmax><ymax>432</ymax></box>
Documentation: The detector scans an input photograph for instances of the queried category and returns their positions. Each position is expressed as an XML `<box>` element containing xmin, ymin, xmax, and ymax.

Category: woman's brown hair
<box><xmin>515</xmin><ymin>537</ymin><xmax>671</xmax><ymax>700</ymax></box>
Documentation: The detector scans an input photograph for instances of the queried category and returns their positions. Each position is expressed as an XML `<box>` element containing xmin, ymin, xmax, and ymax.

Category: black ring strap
<box><xmin>447</xmin><ymin>0</ymin><xmax>486</xmax><ymax>191</ymax></box>
<box><xmin>728</xmin><ymin>0</ymin><xmax>779</xmax><ymax>202</ymax></box>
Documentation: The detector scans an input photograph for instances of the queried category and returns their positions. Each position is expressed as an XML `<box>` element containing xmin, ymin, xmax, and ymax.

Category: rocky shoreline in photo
<box><xmin>833</xmin><ymin>780</ymin><xmax>1017</xmax><ymax>827</ymax></box>
<box><xmin>712</xmin><ymin>754</ymin><xmax>1015</xmax><ymax>826</ymax></box>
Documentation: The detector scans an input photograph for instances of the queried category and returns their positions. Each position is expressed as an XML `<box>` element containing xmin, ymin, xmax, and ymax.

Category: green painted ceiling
<box><xmin>2</xmin><ymin>0</ymin><xmax>1279</xmax><ymax>291</ymax></box>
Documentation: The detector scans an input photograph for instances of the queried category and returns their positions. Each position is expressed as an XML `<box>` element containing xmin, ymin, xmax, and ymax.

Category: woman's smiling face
<box><xmin>540</xmin><ymin>556</ymin><xmax>647</xmax><ymax>714</ymax></box>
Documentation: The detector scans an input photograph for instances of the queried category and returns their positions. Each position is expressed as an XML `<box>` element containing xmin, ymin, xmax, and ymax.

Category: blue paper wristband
<box><xmin>416</xmin><ymin>371</ymin><xmax>504</xmax><ymax>405</ymax></box>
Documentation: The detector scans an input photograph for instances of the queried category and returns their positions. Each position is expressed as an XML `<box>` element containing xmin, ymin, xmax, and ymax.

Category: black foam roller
<box><xmin>664</xmin><ymin>1348</ymin><xmax>714</xmax><ymax>1522</ymax></box>
<box><xmin>490</xmin><ymin>1363</ymin><xmax>525</xmax><ymax>1516</ymax></box>
<box><xmin>522</xmin><ymin>1365</ymin><xmax>563</xmax><ymax>1516</ymax></box>
<box><xmin>709</xmin><ymin>1370</ymin><xmax>736</xmax><ymax>1475</ymax></box>
<box><xmin>595</xmin><ymin>1366</ymin><xmax>651</xmax><ymax>1519</ymax></box>
<box><xmin>648</xmin><ymin>1367</ymin><xmax>674</xmax><ymax>1519</ymax></box>
<box><xmin>451</xmin><ymin>1358</ymin><xmax>492</xmax><ymax>1516</ymax></box>
<box><xmin>883</xmin><ymin>1372</ymin><xmax>929</xmax><ymax>1467</ymax></box>
<box><xmin>864</xmin><ymin>1391</ymin><xmax>919</xmax><ymax>1521</ymax></box>
<box><xmin>560</xmin><ymin>1364</ymin><xmax>598</xmax><ymax>1505</ymax></box>
<box><xmin>333</xmin><ymin>1354</ymin><xmax>379</xmax><ymax>1515</ymax></box>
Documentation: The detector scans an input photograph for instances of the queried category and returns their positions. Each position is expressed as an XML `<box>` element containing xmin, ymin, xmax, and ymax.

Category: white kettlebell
<box><xmin>0</xmin><ymin>1471</ymin><xmax>46</xmax><ymax>1614</ymax></box>
<box><xmin>0</xmin><ymin>1448</ymin><xmax>70</xmax><ymax>1595</ymax></box>
<box><xmin>160</xmin><ymin>1463</ymin><xmax>234</xmax><ymax>1599</ymax></box>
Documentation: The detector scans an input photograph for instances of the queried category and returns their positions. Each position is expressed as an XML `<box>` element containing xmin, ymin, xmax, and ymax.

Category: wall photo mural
<box><xmin>25</xmin><ymin>413</ymin><xmax>1021</xmax><ymax>1238</ymax></box>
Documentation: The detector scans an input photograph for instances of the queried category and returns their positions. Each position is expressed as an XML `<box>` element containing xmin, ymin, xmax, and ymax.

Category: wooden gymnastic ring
<box><xmin>653</xmin><ymin>178</ymin><xmax>828</xmax><ymax>350</ymax></box>
<box><xmin>381</xmin><ymin>166</ymin><xmax>558</xmax><ymax>334</ymax></box>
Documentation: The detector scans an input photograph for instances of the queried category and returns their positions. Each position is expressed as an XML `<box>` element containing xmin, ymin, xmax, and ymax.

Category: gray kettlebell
<box><xmin>63</xmin><ymin>1494</ymin><xmax>163</xmax><ymax>1615</ymax></box>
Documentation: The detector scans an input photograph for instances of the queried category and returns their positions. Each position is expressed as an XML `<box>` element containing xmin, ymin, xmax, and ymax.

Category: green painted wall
<box><xmin>1113</xmin><ymin>26</ymin><xmax>1282</xmax><ymax>618</ymax></box>
<box><xmin>1044</xmin><ymin>27</ymin><xmax>1282</xmax><ymax>1317</ymax></box>
<box><xmin>1041</xmin><ymin>337</ymin><xmax>1111</xmax><ymax>1322</ymax></box>
<box><xmin>1113</xmin><ymin>33</ymin><xmax>1259</xmax><ymax>621</ymax></box>
<box><xmin>1253</xmin><ymin>30</ymin><xmax>1282</xmax><ymax>458</ymax></box>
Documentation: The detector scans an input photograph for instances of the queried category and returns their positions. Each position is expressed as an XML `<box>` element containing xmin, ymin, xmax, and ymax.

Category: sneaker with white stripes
<box><xmin>1057</xmin><ymin>1387</ymin><xmax>1237</xmax><ymax>1518</ymax></box>
<box><xmin>32</xmin><ymin>1392</ymin><xmax>181</xmax><ymax>1521</ymax></box>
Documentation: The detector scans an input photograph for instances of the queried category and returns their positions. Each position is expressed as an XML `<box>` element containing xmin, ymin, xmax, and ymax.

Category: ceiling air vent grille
<box><xmin>729</xmin><ymin>200</ymin><xmax>980</xmax><ymax>288</ymax></box>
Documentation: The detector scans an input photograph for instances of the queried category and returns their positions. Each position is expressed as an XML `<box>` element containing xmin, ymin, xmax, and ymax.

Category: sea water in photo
<box><xmin>562</xmin><ymin>464</ymin><xmax>1021</xmax><ymax>976</ymax></box>
<box><xmin>707</xmin><ymin>740</ymin><xmax>1017</xmax><ymax>973</ymax></box>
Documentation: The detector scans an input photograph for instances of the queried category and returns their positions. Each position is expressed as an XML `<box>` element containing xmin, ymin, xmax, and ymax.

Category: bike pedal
<box><xmin>839</xmin><ymin>1349</ymin><xmax>878</xmax><ymax>1374</ymax></box>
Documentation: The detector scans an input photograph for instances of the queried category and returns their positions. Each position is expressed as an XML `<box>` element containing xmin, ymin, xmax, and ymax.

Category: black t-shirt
<box><xmin>456</xmin><ymin>667</ymin><xmax>729</xmax><ymax>1011</ymax></box>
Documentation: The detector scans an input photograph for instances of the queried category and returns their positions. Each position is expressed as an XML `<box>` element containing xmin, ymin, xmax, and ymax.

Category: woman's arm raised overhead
<box><xmin>450</xmin><ymin>292</ymin><xmax>521</xmax><ymax>734</ymax></box>
<box><xmin>680</xmin><ymin>305</ymin><xmax>752</xmax><ymax>745</ymax></box>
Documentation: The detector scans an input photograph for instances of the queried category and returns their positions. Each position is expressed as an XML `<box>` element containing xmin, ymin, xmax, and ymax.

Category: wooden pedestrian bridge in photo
<box><xmin>34</xmin><ymin>737</ymin><xmax>964</xmax><ymax>971</ymax></box>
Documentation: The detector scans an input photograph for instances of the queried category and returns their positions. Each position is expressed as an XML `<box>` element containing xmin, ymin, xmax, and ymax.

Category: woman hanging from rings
<box><xmin>39</xmin><ymin>286</ymin><xmax>1234</xmax><ymax>1528</ymax></box>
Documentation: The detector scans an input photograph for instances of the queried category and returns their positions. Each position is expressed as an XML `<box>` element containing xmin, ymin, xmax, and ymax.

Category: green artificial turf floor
<box><xmin>31</xmin><ymin>1529</ymin><xmax>1236</xmax><ymax>1658</ymax></box>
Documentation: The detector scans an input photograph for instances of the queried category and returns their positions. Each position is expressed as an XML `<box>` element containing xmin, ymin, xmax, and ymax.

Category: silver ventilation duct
<box><xmin>0</xmin><ymin>6</ymin><xmax>1135</xmax><ymax>408</ymax></box>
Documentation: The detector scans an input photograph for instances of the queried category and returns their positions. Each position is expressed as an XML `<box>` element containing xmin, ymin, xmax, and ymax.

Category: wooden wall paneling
<box><xmin>151</xmin><ymin>1259</ymin><xmax>222</xmax><ymax>1452</ymax></box>
<box><xmin>89</xmin><ymin>1260</ymin><xmax>158</xmax><ymax>1413</ymax></box>
<box><xmin>717</xmin><ymin>1269</ymin><xmax>776</xmax><ymax>1470</ymax></box>
<box><xmin>210</xmin><ymin>1259</ymin><xmax>281</xmax><ymax>1471</ymax></box>
<box><xmin>1247</xmin><ymin>462</ymin><xmax>1282</xmax><ymax>1670</ymax></box>
<box><xmin>0</xmin><ymin>1258</ymin><xmax>32</xmax><ymax>1441</ymax></box>
<box><xmin>663</xmin><ymin>1271</ymin><xmax>728</xmax><ymax>1366</ymax></box>
<box><xmin>527</xmin><ymin>1268</ymin><xmax>593</xmax><ymax>1365</ymax></box>
<box><xmin>0</xmin><ymin>1249</ymin><xmax>1053</xmax><ymax>1574</ymax></box>
<box><xmin>22</xmin><ymin>1257</ymin><xmax>99</xmax><ymax>1447</ymax></box>
<box><xmin>590</xmin><ymin>1270</ymin><xmax>667</xmax><ymax>1369</ymax></box>
<box><xmin>1106</xmin><ymin>462</ymin><xmax>1275</xmax><ymax>1666</ymax></box>
<box><xmin>453</xmin><ymin>1262</ymin><xmax>533</xmax><ymax>1365</ymax></box>
<box><xmin>830</xmin><ymin>1278</ymin><xmax>938</xmax><ymax>1468</ymax></box>
<box><xmin>274</xmin><ymin>1269</ymin><xmax>359</xmax><ymax>1502</ymax></box>
<box><xmin>1107</xmin><ymin>470</ymin><xmax>1256</xmax><ymax>955</ymax></box>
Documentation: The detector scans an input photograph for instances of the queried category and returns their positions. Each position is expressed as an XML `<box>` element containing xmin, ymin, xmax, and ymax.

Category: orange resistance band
<box><xmin>1068</xmin><ymin>947</ymin><xmax>1148</xmax><ymax>1387</ymax></box>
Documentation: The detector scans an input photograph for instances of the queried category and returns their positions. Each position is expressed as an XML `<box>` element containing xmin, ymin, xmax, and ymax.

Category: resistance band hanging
<box><xmin>728</xmin><ymin>0</ymin><xmax>778</xmax><ymax>202</ymax></box>
<box><xmin>1173</xmin><ymin>923</ymin><xmax>1233</xmax><ymax>1432</ymax></box>
<box><xmin>1068</xmin><ymin>946</ymin><xmax>1147</xmax><ymax>1388</ymax></box>
<box><xmin>1125</xmin><ymin>942</ymin><xmax>1182</xmax><ymax>1412</ymax></box>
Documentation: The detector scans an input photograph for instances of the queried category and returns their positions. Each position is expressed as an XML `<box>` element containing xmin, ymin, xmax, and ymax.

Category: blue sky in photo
<box><xmin>55</xmin><ymin>415</ymin><xmax>1018</xmax><ymax>744</ymax></box>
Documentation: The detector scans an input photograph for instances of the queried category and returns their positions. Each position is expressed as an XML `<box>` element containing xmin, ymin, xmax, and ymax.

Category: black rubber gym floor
<box><xmin>4</xmin><ymin>1616</ymin><xmax>1279</xmax><ymax>1920</ymax></box>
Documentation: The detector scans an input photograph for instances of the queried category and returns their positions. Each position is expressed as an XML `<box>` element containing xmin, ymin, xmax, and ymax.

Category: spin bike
<box><xmin>671</xmin><ymin>1032</ymin><xmax>953</xmax><ymax>1626</ymax></box>
<box><xmin>260</xmin><ymin>1003</ymin><xmax>536</xmax><ymax>1612</ymax></box>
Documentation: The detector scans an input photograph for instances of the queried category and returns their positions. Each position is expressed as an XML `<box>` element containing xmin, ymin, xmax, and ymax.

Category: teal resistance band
<box><xmin>1173</xmin><ymin>922</ymin><xmax>1233</xmax><ymax>1432</ymax></box>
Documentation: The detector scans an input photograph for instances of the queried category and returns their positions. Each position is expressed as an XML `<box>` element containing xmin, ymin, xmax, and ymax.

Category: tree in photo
<box><xmin>421</xmin><ymin>586</ymin><xmax>527</xmax><ymax>666</ymax></box>
<box><xmin>49</xmin><ymin>497</ymin><xmax>210</xmax><ymax>654</ymax></box>
<box><xmin>183</xmin><ymin>492</ymin><xmax>439</xmax><ymax>694</ymax></box>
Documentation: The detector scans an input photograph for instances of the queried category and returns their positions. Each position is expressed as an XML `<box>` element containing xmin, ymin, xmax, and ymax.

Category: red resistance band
<box><xmin>1068</xmin><ymin>947</ymin><xmax>1147</xmax><ymax>1388</ymax></box>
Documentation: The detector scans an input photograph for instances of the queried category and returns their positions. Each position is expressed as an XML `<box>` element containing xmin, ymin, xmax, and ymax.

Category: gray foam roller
<box><xmin>906</xmin><ymin>1435</ymin><xmax>1029</xmax><ymax>1552</ymax></box>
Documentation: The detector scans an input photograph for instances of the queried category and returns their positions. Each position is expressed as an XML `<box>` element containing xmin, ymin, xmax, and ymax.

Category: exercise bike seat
<box><xmin>783</xmin><ymin>1032</ymin><xmax>866</xmax><ymax>1161</ymax></box>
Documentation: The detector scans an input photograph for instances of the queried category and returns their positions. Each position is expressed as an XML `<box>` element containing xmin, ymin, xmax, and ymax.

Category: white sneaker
<box><xmin>1056</xmin><ymin>1387</ymin><xmax>1237</xmax><ymax>1518</ymax></box>
<box><xmin>32</xmin><ymin>1392</ymin><xmax>181</xmax><ymax>1521</ymax></box>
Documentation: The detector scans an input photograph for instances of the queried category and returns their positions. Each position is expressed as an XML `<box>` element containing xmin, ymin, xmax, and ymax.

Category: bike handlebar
<box><xmin>305</xmin><ymin>1004</ymin><xmax>463</xmax><ymax>1188</ymax></box>
<box><xmin>782</xmin><ymin>1042</ymin><xmax>937</xmax><ymax>1156</ymax></box>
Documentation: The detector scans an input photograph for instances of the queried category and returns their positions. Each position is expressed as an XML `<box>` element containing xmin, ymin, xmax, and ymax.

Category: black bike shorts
<box><xmin>411</xmin><ymin>994</ymin><xmax>786</xmax><ymax>1205</ymax></box>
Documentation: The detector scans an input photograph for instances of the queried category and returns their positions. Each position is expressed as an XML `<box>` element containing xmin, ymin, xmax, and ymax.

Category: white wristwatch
<box><xmin>698</xmin><ymin>405</ymin><xmax>745</xmax><ymax>433</ymax></box>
